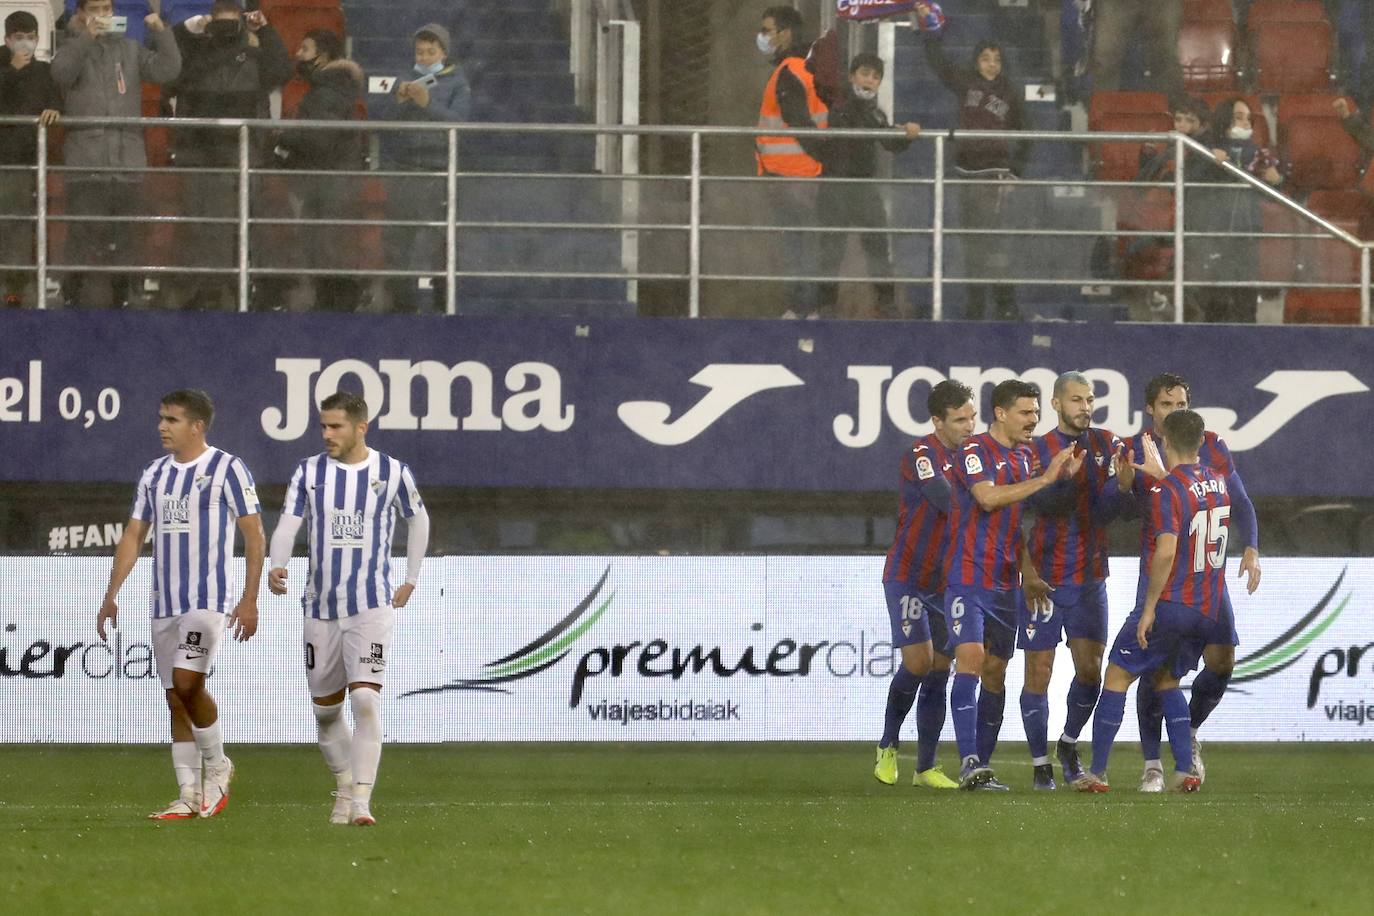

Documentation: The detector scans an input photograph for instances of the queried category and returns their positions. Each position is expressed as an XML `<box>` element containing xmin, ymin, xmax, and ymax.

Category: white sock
<box><xmin>349</xmin><ymin>688</ymin><xmax>383</xmax><ymax>804</ymax></box>
<box><xmin>1145</xmin><ymin>758</ymin><xmax>1163</xmax><ymax>771</ymax></box>
<box><xmin>1191</xmin><ymin>727</ymin><xmax>1200</xmax><ymax>739</ymax></box>
<box><xmin>190</xmin><ymin>719</ymin><xmax>227</xmax><ymax>766</ymax></box>
<box><xmin>172</xmin><ymin>741</ymin><xmax>201</xmax><ymax>798</ymax></box>
<box><xmin>312</xmin><ymin>700</ymin><xmax>353</xmax><ymax>790</ymax></box>
<box><xmin>1058</xmin><ymin>733</ymin><xmax>1076</xmax><ymax>745</ymax></box>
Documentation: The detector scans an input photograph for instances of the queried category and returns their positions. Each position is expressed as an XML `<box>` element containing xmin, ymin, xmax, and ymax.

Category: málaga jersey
<box><xmin>130</xmin><ymin>447</ymin><xmax>260</xmax><ymax>619</ymax></box>
<box><xmin>281</xmin><ymin>450</ymin><xmax>423</xmax><ymax>620</ymax></box>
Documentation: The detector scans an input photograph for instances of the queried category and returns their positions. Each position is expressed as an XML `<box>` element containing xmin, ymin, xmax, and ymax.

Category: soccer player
<box><xmin>874</xmin><ymin>380</ymin><xmax>975</xmax><ymax>790</ymax></box>
<box><xmin>97</xmin><ymin>389</ymin><xmax>264</xmax><ymax>820</ymax></box>
<box><xmin>1019</xmin><ymin>372</ymin><xmax>1126</xmax><ymax>790</ymax></box>
<box><xmin>1127</xmin><ymin>373</ymin><xmax>1260</xmax><ymax>791</ymax></box>
<box><xmin>945</xmin><ymin>379</ymin><xmax>1081</xmax><ymax>790</ymax></box>
<box><xmin>1080</xmin><ymin>409</ymin><xmax>1232</xmax><ymax>794</ymax></box>
<box><xmin>267</xmin><ymin>391</ymin><xmax>429</xmax><ymax>826</ymax></box>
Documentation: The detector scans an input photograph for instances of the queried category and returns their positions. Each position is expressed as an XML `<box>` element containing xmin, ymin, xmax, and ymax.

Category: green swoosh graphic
<box><xmin>1233</xmin><ymin>594</ymin><xmax>1350</xmax><ymax>678</ymax></box>
<box><xmin>485</xmin><ymin>591</ymin><xmax>617</xmax><ymax>677</ymax></box>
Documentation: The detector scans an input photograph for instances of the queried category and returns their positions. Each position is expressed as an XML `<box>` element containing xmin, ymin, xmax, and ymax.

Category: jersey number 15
<box><xmin>1187</xmin><ymin>506</ymin><xmax>1230</xmax><ymax>572</ymax></box>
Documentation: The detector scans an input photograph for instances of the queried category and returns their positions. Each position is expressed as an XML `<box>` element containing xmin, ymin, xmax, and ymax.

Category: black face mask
<box><xmin>207</xmin><ymin>19</ymin><xmax>241</xmax><ymax>43</ymax></box>
<box><xmin>296</xmin><ymin>58</ymin><xmax>318</xmax><ymax>79</ymax></box>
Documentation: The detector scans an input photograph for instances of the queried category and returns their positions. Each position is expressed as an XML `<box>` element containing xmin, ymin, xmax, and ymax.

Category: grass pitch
<box><xmin>2</xmin><ymin>743</ymin><xmax>1372</xmax><ymax>915</ymax></box>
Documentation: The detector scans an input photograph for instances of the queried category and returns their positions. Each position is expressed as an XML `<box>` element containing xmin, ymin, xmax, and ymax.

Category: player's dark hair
<box><xmin>161</xmin><ymin>389</ymin><xmax>215</xmax><ymax>430</ymax></box>
<box><xmin>320</xmin><ymin>390</ymin><xmax>368</xmax><ymax>424</ymax></box>
<box><xmin>992</xmin><ymin>379</ymin><xmax>1040</xmax><ymax>412</ymax></box>
<box><xmin>1162</xmin><ymin>408</ymin><xmax>1205</xmax><ymax>456</ymax></box>
<box><xmin>928</xmin><ymin>379</ymin><xmax>973</xmax><ymax>421</ymax></box>
<box><xmin>762</xmin><ymin>6</ymin><xmax>803</xmax><ymax>41</ymax></box>
<box><xmin>850</xmin><ymin>52</ymin><xmax>885</xmax><ymax>78</ymax></box>
<box><xmin>5</xmin><ymin>10</ymin><xmax>38</xmax><ymax>34</ymax></box>
<box><xmin>1145</xmin><ymin>372</ymin><xmax>1191</xmax><ymax>407</ymax></box>
<box><xmin>304</xmin><ymin>28</ymin><xmax>344</xmax><ymax>61</ymax></box>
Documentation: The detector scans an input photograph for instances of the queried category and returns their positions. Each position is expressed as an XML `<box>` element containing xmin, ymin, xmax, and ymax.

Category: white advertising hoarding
<box><xmin>1</xmin><ymin>557</ymin><xmax>1368</xmax><ymax>743</ymax></box>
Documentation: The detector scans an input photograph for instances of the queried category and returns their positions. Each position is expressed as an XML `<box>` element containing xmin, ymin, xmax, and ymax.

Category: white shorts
<box><xmin>302</xmin><ymin>605</ymin><xmax>395</xmax><ymax>698</ymax></box>
<box><xmin>152</xmin><ymin>609</ymin><xmax>226</xmax><ymax>689</ymax></box>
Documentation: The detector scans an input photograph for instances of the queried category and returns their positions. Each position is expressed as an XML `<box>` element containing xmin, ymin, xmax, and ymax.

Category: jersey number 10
<box><xmin>1187</xmin><ymin>506</ymin><xmax>1231</xmax><ymax>572</ymax></box>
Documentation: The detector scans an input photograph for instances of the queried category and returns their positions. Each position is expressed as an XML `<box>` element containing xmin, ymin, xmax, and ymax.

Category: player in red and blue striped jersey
<box><xmin>1080</xmin><ymin>409</ymin><xmax>1233</xmax><ymax>793</ymax></box>
<box><xmin>944</xmin><ymin>379</ymin><xmax>1081</xmax><ymax>790</ymax></box>
<box><xmin>1126</xmin><ymin>373</ymin><xmax>1261</xmax><ymax>791</ymax></box>
<box><xmin>1018</xmin><ymin>372</ymin><xmax>1131</xmax><ymax>790</ymax></box>
<box><xmin>874</xmin><ymin>380</ymin><xmax>975</xmax><ymax>790</ymax></box>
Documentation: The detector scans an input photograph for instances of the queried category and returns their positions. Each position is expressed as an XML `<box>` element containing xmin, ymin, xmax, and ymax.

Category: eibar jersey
<box><xmin>1143</xmin><ymin>463</ymin><xmax>1232</xmax><ymax>618</ymax></box>
<box><xmin>281</xmin><ymin>450</ymin><xmax>423</xmax><ymax>620</ymax></box>
<box><xmin>945</xmin><ymin>432</ymin><xmax>1035</xmax><ymax>590</ymax></box>
<box><xmin>130</xmin><ymin>447</ymin><xmax>260</xmax><ymax>619</ymax></box>
<box><xmin>1027</xmin><ymin>426</ymin><xmax>1121</xmax><ymax>586</ymax></box>
<box><xmin>883</xmin><ymin>434</ymin><xmax>955</xmax><ymax>590</ymax></box>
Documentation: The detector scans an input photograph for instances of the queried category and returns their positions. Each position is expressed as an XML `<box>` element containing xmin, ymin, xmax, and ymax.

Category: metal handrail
<box><xmin>0</xmin><ymin>116</ymin><xmax>1365</xmax><ymax>323</ymax></box>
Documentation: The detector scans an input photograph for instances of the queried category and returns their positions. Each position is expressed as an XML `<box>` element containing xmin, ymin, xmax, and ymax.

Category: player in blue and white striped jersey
<box><xmin>268</xmin><ymin>390</ymin><xmax>430</xmax><ymax>827</ymax></box>
<box><xmin>98</xmin><ymin>389</ymin><xmax>265</xmax><ymax>821</ymax></box>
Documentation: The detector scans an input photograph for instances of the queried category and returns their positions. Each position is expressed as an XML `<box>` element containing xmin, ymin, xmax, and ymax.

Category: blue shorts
<box><xmin>1017</xmin><ymin>581</ymin><xmax>1110</xmax><ymax>651</ymax></box>
<box><xmin>883</xmin><ymin>580</ymin><xmax>934</xmax><ymax>648</ymax></box>
<box><xmin>1108</xmin><ymin>599</ymin><xmax>1231</xmax><ymax>680</ymax></box>
<box><xmin>942</xmin><ymin>584</ymin><xmax>1019</xmax><ymax>661</ymax></box>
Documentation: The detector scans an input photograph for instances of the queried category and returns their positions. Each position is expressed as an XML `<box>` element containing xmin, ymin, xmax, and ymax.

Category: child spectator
<box><xmin>816</xmin><ymin>53</ymin><xmax>919</xmax><ymax>319</ymax></box>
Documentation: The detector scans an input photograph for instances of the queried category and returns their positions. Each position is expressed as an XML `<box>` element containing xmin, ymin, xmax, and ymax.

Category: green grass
<box><xmin>2</xmin><ymin>744</ymin><xmax>1373</xmax><ymax>914</ymax></box>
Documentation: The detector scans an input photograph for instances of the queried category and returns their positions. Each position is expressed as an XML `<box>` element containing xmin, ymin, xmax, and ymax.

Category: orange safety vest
<box><xmin>756</xmin><ymin>56</ymin><xmax>829</xmax><ymax>177</ymax></box>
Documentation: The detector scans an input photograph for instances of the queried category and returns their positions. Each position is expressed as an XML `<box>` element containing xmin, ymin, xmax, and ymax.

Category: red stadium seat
<box><xmin>1258</xmin><ymin>201</ymin><xmax>1301</xmax><ymax>285</ymax></box>
<box><xmin>261</xmin><ymin>0</ymin><xmax>341</xmax><ymax>8</ymax></box>
<box><xmin>1116</xmin><ymin>188</ymin><xmax>1175</xmax><ymax>280</ymax></box>
<box><xmin>260</xmin><ymin>4</ymin><xmax>346</xmax><ymax>58</ymax></box>
<box><xmin>1182</xmin><ymin>0</ymin><xmax>1233</xmax><ymax>22</ymax></box>
<box><xmin>1251</xmin><ymin>21</ymin><xmax>1333</xmax><ymax>93</ymax></box>
<box><xmin>1276</xmin><ymin>93</ymin><xmax>1356</xmax><ymax>128</ymax></box>
<box><xmin>1178</xmin><ymin>19</ymin><xmax>1237</xmax><ymax>91</ymax></box>
<box><xmin>1284</xmin><ymin>289</ymin><xmax>1360</xmax><ymax>323</ymax></box>
<box><xmin>1302</xmin><ymin>190</ymin><xmax>1367</xmax><ymax>285</ymax></box>
<box><xmin>1091</xmin><ymin>112</ymin><xmax>1173</xmax><ymax>181</ymax></box>
<box><xmin>1198</xmin><ymin>93</ymin><xmax>1270</xmax><ymax>148</ymax></box>
<box><xmin>1088</xmin><ymin>91</ymin><xmax>1169</xmax><ymax>128</ymax></box>
<box><xmin>142</xmin><ymin>82</ymin><xmax>171</xmax><ymax>168</ymax></box>
<box><xmin>1282</xmin><ymin>116</ymin><xmax>1362</xmax><ymax>192</ymax></box>
<box><xmin>1246</xmin><ymin>0</ymin><xmax>1329</xmax><ymax>24</ymax></box>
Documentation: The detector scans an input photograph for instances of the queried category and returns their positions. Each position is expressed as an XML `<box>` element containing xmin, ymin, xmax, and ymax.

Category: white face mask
<box><xmin>1229</xmin><ymin>126</ymin><xmax>1253</xmax><ymax>141</ymax></box>
<box><xmin>7</xmin><ymin>38</ymin><xmax>37</xmax><ymax>55</ymax></box>
<box><xmin>756</xmin><ymin>32</ymin><xmax>774</xmax><ymax>55</ymax></box>
<box><xmin>852</xmin><ymin>86</ymin><xmax>877</xmax><ymax>101</ymax></box>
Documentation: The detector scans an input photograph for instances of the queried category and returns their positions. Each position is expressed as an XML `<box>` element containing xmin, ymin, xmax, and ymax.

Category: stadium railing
<box><xmin>0</xmin><ymin>116</ymin><xmax>1367</xmax><ymax>324</ymax></box>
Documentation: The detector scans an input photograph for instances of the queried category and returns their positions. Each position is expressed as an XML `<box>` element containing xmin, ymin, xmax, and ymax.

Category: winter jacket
<box><xmin>373</xmin><ymin>62</ymin><xmax>471</xmax><ymax>170</ymax></box>
<box><xmin>169</xmin><ymin>22</ymin><xmax>291</xmax><ymax>164</ymax></box>
<box><xmin>0</xmin><ymin>49</ymin><xmax>62</xmax><ymax>164</ymax></box>
<box><xmin>922</xmin><ymin>34</ymin><xmax>1028</xmax><ymax>175</ymax></box>
<box><xmin>820</xmin><ymin>89</ymin><xmax>912</xmax><ymax>179</ymax></box>
<box><xmin>276</xmin><ymin>59</ymin><xmax>365</xmax><ymax>171</ymax></box>
<box><xmin>50</xmin><ymin>22</ymin><xmax>181</xmax><ymax>172</ymax></box>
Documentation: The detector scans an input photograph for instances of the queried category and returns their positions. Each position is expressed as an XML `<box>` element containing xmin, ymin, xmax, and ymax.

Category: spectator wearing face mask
<box><xmin>168</xmin><ymin>1</ymin><xmax>291</xmax><ymax>310</ymax></box>
<box><xmin>51</xmin><ymin>0</ymin><xmax>181</xmax><ymax>309</ymax></box>
<box><xmin>1</xmin><ymin>10</ymin><xmax>62</xmax><ymax>308</ymax></box>
<box><xmin>372</xmin><ymin>23</ymin><xmax>470</xmax><ymax>314</ymax></box>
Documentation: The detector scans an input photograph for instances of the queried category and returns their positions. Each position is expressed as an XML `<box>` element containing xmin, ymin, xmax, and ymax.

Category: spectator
<box><xmin>269</xmin><ymin>28</ymin><xmax>364</xmax><ymax>312</ymax></box>
<box><xmin>919</xmin><ymin>4</ymin><xmax>1029</xmax><ymax>321</ymax></box>
<box><xmin>372</xmin><ymin>23</ymin><xmax>470</xmax><ymax>314</ymax></box>
<box><xmin>1333</xmin><ymin>96</ymin><xmax>1374</xmax><ymax>154</ymax></box>
<box><xmin>754</xmin><ymin>5</ymin><xmax>828</xmax><ymax>319</ymax></box>
<box><xmin>1090</xmin><ymin>0</ymin><xmax>1182</xmax><ymax>100</ymax></box>
<box><xmin>1189</xmin><ymin>97</ymin><xmax>1283</xmax><ymax>324</ymax></box>
<box><xmin>1</xmin><ymin>10</ymin><xmax>62</xmax><ymax>308</ymax></box>
<box><xmin>169</xmin><ymin>1</ymin><xmax>291</xmax><ymax>310</ymax></box>
<box><xmin>51</xmin><ymin>0</ymin><xmax>181</xmax><ymax>308</ymax></box>
<box><xmin>815</xmin><ymin>52</ymin><xmax>918</xmax><ymax>320</ymax></box>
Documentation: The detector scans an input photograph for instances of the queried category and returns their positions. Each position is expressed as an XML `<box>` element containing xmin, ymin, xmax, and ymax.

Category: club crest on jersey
<box><xmin>193</xmin><ymin>474</ymin><xmax>211</xmax><ymax>489</ymax></box>
<box><xmin>902</xmin><ymin>622</ymin><xmax>912</xmax><ymax>637</ymax></box>
<box><xmin>1025</xmin><ymin>625</ymin><xmax>1037</xmax><ymax>641</ymax></box>
<box><xmin>370</xmin><ymin>478</ymin><xmax>386</xmax><ymax>494</ymax></box>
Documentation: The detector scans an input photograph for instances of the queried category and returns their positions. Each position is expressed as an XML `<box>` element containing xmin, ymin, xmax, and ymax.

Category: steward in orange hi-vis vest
<box><xmin>756</xmin><ymin>54</ymin><xmax>829</xmax><ymax>177</ymax></box>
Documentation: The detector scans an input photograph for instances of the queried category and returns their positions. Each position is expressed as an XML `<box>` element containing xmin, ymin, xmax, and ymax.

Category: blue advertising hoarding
<box><xmin>1</xmin><ymin>312</ymin><xmax>1370</xmax><ymax>495</ymax></box>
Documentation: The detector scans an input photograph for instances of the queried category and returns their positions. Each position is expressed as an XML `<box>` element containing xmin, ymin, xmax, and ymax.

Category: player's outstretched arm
<box><xmin>970</xmin><ymin>445</ymin><xmax>1079</xmax><ymax>512</ymax></box>
<box><xmin>228</xmin><ymin>514</ymin><xmax>266</xmax><ymax>642</ymax></box>
<box><xmin>98</xmin><ymin>518</ymin><xmax>148</xmax><ymax>641</ymax></box>
<box><xmin>393</xmin><ymin>506</ymin><xmax>431</xmax><ymax>609</ymax></box>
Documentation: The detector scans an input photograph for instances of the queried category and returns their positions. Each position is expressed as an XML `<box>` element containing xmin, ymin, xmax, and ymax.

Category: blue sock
<box><xmin>1136</xmin><ymin>679</ymin><xmax>1163</xmax><ymax>762</ymax></box>
<box><xmin>915</xmin><ymin>669</ymin><xmax>949</xmax><ymax>772</ymax></box>
<box><xmin>1161</xmin><ymin>687</ymin><xmax>1193</xmax><ymax>773</ymax></box>
<box><xmin>1090</xmin><ymin>689</ymin><xmax>1128</xmax><ymax>777</ymax></box>
<box><xmin>1062</xmin><ymin>677</ymin><xmax>1101</xmax><ymax>740</ymax></box>
<box><xmin>1020</xmin><ymin>690</ymin><xmax>1050</xmax><ymax>762</ymax></box>
<box><xmin>976</xmin><ymin>688</ymin><xmax>1006</xmax><ymax>766</ymax></box>
<box><xmin>951</xmin><ymin>673</ymin><xmax>980</xmax><ymax>764</ymax></box>
<box><xmin>879</xmin><ymin>667</ymin><xmax>922</xmax><ymax>748</ymax></box>
<box><xmin>1189</xmin><ymin>668</ymin><xmax>1231</xmax><ymax>729</ymax></box>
